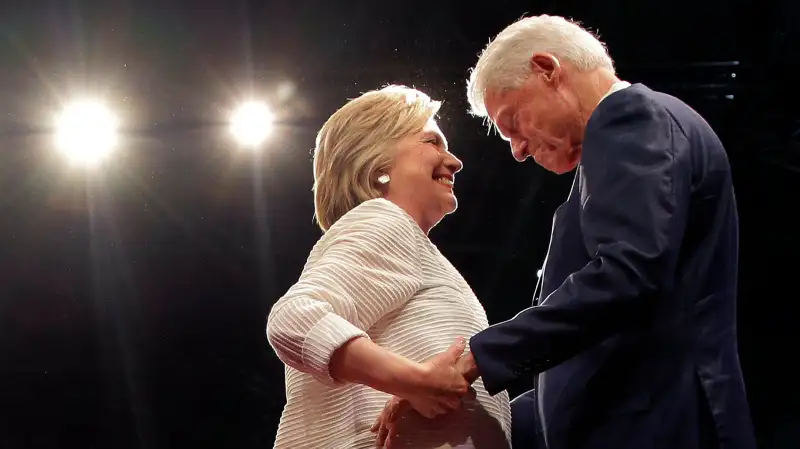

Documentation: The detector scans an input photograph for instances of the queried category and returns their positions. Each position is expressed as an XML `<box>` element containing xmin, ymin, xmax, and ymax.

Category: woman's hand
<box><xmin>329</xmin><ymin>335</ymin><xmax>473</xmax><ymax>416</ymax></box>
<box><xmin>395</xmin><ymin>338</ymin><xmax>476</xmax><ymax>418</ymax></box>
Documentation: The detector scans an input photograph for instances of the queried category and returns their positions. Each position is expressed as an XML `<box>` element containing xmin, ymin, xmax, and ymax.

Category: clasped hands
<box><xmin>371</xmin><ymin>337</ymin><xmax>479</xmax><ymax>447</ymax></box>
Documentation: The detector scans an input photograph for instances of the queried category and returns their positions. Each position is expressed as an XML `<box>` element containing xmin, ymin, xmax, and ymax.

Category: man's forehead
<box><xmin>483</xmin><ymin>89</ymin><xmax>510</xmax><ymax>120</ymax></box>
<box><xmin>483</xmin><ymin>92</ymin><xmax>511</xmax><ymax>134</ymax></box>
<box><xmin>481</xmin><ymin>95</ymin><xmax>510</xmax><ymax>140</ymax></box>
<box><xmin>483</xmin><ymin>89</ymin><xmax>516</xmax><ymax>112</ymax></box>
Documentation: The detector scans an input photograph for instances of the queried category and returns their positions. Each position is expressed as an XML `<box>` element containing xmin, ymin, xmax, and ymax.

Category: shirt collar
<box><xmin>599</xmin><ymin>80</ymin><xmax>631</xmax><ymax>104</ymax></box>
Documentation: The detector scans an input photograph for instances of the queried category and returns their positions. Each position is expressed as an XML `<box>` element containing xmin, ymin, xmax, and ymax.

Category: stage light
<box><xmin>230</xmin><ymin>101</ymin><xmax>274</xmax><ymax>147</ymax></box>
<box><xmin>536</xmin><ymin>269</ymin><xmax>542</xmax><ymax>278</ymax></box>
<box><xmin>54</xmin><ymin>101</ymin><xmax>119</xmax><ymax>166</ymax></box>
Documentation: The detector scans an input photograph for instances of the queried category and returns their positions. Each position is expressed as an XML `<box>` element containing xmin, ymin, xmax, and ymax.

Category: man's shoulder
<box><xmin>584</xmin><ymin>84</ymin><xmax>677</xmax><ymax>151</ymax></box>
<box><xmin>590</xmin><ymin>84</ymin><xmax>669</xmax><ymax>126</ymax></box>
<box><xmin>602</xmin><ymin>83</ymin><xmax>679</xmax><ymax>108</ymax></box>
<box><xmin>593</xmin><ymin>84</ymin><xmax>710</xmax><ymax>133</ymax></box>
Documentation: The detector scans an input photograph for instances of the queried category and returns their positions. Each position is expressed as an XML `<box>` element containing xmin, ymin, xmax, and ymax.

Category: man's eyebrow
<box><xmin>489</xmin><ymin>119</ymin><xmax>508</xmax><ymax>141</ymax></box>
<box><xmin>488</xmin><ymin>106</ymin><xmax>510</xmax><ymax>135</ymax></box>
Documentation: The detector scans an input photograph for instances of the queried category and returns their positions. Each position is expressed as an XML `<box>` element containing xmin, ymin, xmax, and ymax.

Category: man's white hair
<box><xmin>467</xmin><ymin>15</ymin><xmax>615</xmax><ymax>117</ymax></box>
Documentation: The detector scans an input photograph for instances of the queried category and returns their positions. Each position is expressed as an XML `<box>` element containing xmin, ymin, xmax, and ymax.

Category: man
<box><xmin>374</xmin><ymin>15</ymin><xmax>756</xmax><ymax>449</ymax></box>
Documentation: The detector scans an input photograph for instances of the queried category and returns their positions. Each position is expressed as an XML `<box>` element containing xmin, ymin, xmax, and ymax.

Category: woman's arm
<box><xmin>329</xmin><ymin>336</ymin><xmax>424</xmax><ymax>394</ymax></box>
<box><xmin>332</xmin><ymin>335</ymin><xmax>471</xmax><ymax>418</ymax></box>
<box><xmin>266</xmin><ymin>200</ymin><xmax>470</xmax><ymax>414</ymax></box>
<box><xmin>267</xmin><ymin>201</ymin><xmax>422</xmax><ymax>385</ymax></box>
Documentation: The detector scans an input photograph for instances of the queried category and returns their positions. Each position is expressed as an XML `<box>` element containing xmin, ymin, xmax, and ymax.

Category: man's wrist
<box><xmin>461</xmin><ymin>352</ymin><xmax>480</xmax><ymax>384</ymax></box>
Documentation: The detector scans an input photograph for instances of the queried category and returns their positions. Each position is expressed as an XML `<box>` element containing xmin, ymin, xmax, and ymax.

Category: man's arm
<box><xmin>470</xmin><ymin>92</ymin><xmax>692</xmax><ymax>395</ymax></box>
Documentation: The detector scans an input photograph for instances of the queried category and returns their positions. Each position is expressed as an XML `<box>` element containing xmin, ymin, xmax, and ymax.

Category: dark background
<box><xmin>0</xmin><ymin>0</ymin><xmax>797</xmax><ymax>447</ymax></box>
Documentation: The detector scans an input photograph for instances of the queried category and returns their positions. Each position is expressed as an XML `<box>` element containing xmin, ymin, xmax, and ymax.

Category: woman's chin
<box><xmin>443</xmin><ymin>195</ymin><xmax>458</xmax><ymax>215</ymax></box>
<box><xmin>426</xmin><ymin>202</ymin><xmax>457</xmax><ymax>231</ymax></box>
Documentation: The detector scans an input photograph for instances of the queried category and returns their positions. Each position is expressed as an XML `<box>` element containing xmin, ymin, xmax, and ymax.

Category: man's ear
<box><xmin>529</xmin><ymin>53</ymin><xmax>561</xmax><ymax>85</ymax></box>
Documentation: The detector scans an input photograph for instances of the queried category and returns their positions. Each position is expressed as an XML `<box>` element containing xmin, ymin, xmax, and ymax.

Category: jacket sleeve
<box><xmin>266</xmin><ymin>200</ymin><xmax>423</xmax><ymax>387</ymax></box>
<box><xmin>471</xmin><ymin>92</ymin><xmax>691</xmax><ymax>395</ymax></box>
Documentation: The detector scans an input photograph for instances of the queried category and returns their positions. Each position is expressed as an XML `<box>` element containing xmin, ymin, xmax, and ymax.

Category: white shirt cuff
<box><xmin>302</xmin><ymin>312</ymin><xmax>369</xmax><ymax>387</ymax></box>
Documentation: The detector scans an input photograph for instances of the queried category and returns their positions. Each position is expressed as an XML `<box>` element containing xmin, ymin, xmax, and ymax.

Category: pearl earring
<box><xmin>377</xmin><ymin>174</ymin><xmax>390</xmax><ymax>184</ymax></box>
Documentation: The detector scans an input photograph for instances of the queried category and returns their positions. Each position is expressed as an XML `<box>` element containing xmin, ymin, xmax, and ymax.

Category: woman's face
<box><xmin>384</xmin><ymin>119</ymin><xmax>463</xmax><ymax>232</ymax></box>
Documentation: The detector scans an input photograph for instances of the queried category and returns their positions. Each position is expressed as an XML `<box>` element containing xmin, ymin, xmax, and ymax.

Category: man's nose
<box><xmin>511</xmin><ymin>140</ymin><xmax>528</xmax><ymax>162</ymax></box>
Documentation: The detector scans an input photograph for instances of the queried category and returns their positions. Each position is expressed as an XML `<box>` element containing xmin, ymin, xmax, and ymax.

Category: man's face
<box><xmin>484</xmin><ymin>55</ymin><xmax>585</xmax><ymax>174</ymax></box>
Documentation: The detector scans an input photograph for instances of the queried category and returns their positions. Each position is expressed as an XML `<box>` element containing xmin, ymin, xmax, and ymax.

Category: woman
<box><xmin>267</xmin><ymin>85</ymin><xmax>511</xmax><ymax>448</ymax></box>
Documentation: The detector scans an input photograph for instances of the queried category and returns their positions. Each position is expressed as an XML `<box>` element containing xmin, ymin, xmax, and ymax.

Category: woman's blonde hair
<box><xmin>313</xmin><ymin>85</ymin><xmax>441</xmax><ymax>231</ymax></box>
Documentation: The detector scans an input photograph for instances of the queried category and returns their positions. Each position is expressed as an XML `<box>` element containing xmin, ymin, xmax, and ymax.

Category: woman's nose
<box><xmin>446</xmin><ymin>153</ymin><xmax>463</xmax><ymax>174</ymax></box>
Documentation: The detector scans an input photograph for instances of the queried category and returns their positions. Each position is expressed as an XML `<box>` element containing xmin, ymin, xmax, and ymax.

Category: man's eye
<box><xmin>506</xmin><ymin>116</ymin><xmax>517</xmax><ymax>133</ymax></box>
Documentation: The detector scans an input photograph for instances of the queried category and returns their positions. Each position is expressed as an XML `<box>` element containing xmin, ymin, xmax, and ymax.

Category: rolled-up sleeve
<box><xmin>267</xmin><ymin>200</ymin><xmax>423</xmax><ymax>386</ymax></box>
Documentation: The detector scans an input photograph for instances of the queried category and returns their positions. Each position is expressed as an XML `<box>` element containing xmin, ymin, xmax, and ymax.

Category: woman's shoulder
<box><xmin>345</xmin><ymin>198</ymin><xmax>413</xmax><ymax>220</ymax></box>
<box><xmin>327</xmin><ymin>198</ymin><xmax>423</xmax><ymax>240</ymax></box>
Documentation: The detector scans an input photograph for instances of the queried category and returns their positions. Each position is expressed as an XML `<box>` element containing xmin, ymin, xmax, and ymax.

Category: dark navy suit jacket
<box><xmin>470</xmin><ymin>84</ymin><xmax>756</xmax><ymax>449</ymax></box>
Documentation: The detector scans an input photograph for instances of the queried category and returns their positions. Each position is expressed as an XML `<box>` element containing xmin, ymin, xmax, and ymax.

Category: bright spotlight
<box><xmin>55</xmin><ymin>101</ymin><xmax>119</xmax><ymax>166</ymax></box>
<box><xmin>230</xmin><ymin>101</ymin><xmax>274</xmax><ymax>147</ymax></box>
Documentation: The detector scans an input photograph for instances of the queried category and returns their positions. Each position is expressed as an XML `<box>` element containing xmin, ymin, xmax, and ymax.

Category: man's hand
<box><xmin>456</xmin><ymin>351</ymin><xmax>480</xmax><ymax>384</ymax></box>
<box><xmin>372</xmin><ymin>389</ymin><xmax>479</xmax><ymax>448</ymax></box>
<box><xmin>370</xmin><ymin>396</ymin><xmax>411</xmax><ymax>448</ymax></box>
<box><xmin>372</xmin><ymin>341</ymin><xmax>482</xmax><ymax>447</ymax></box>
